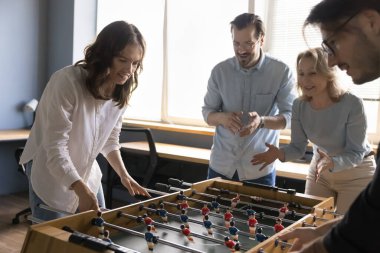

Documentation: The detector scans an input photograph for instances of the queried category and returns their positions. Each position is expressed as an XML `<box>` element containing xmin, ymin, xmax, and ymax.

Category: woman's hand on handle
<box><xmin>120</xmin><ymin>175</ymin><xmax>151</xmax><ymax>197</ymax></box>
<box><xmin>71</xmin><ymin>179</ymin><xmax>100</xmax><ymax>213</ymax></box>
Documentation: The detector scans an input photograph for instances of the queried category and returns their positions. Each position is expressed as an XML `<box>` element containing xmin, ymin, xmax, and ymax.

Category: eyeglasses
<box><xmin>233</xmin><ymin>39</ymin><xmax>260</xmax><ymax>50</ymax></box>
<box><xmin>321</xmin><ymin>12</ymin><xmax>358</xmax><ymax>56</ymax></box>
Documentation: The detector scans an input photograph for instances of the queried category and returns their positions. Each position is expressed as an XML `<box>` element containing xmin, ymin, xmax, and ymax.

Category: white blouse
<box><xmin>20</xmin><ymin>65</ymin><xmax>126</xmax><ymax>213</ymax></box>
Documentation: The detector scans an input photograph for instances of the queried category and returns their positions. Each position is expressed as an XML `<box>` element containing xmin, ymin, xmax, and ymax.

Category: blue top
<box><xmin>157</xmin><ymin>209</ymin><xmax>167</xmax><ymax>217</ymax></box>
<box><xmin>246</xmin><ymin>208</ymin><xmax>256</xmax><ymax>216</ymax></box>
<box><xmin>229</xmin><ymin>226</ymin><xmax>239</xmax><ymax>235</ymax></box>
<box><xmin>203</xmin><ymin>220</ymin><xmax>212</xmax><ymax>229</ymax></box>
<box><xmin>180</xmin><ymin>214</ymin><xmax>189</xmax><ymax>223</ymax></box>
<box><xmin>211</xmin><ymin>201</ymin><xmax>220</xmax><ymax>209</ymax></box>
<box><xmin>283</xmin><ymin>93</ymin><xmax>372</xmax><ymax>172</ymax></box>
<box><xmin>203</xmin><ymin>51</ymin><xmax>295</xmax><ymax>180</ymax></box>
<box><xmin>145</xmin><ymin>232</ymin><xmax>154</xmax><ymax>242</ymax></box>
<box><xmin>256</xmin><ymin>233</ymin><xmax>268</xmax><ymax>242</ymax></box>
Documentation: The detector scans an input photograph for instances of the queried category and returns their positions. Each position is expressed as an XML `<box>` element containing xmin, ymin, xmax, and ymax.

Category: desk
<box><xmin>0</xmin><ymin>129</ymin><xmax>30</xmax><ymax>142</ymax></box>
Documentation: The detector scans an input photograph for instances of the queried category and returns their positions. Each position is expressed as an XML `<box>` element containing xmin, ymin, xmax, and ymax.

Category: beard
<box><xmin>237</xmin><ymin>54</ymin><xmax>251</xmax><ymax>67</ymax></box>
<box><xmin>351</xmin><ymin>34</ymin><xmax>380</xmax><ymax>84</ymax></box>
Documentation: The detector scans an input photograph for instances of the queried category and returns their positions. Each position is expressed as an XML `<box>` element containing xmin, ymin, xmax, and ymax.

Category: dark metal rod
<box><xmin>161</xmin><ymin>200</ymin><xmax>273</xmax><ymax>230</ymax></box>
<box><xmin>156</xmin><ymin>184</ymin><xmax>297</xmax><ymax>224</ymax></box>
<box><xmin>104</xmin><ymin>221</ymin><xmax>204</xmax><ymax>253</ymax></box>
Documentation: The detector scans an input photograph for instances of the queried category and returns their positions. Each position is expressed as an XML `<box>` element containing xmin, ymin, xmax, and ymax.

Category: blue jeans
<box><xmin>207</xmin><ymin>167</ymin><xmax>276</xmax><ymax>186</ymax></box>
<box><xmin>25</xmin><ymin>161</ymin><xmax>105</xmax><ymax>222</ymax></box>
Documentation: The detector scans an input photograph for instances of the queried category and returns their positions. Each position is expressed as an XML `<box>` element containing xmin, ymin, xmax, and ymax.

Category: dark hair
<box><xmin>305</xmin><ymin>0</ymin><xmax>380</xmax><ymax>30</ymax></box>
<box><xmin>75</xmin><ymin>21</ymin><xmax>146</xmax><ymax>109</ymax></box>
<box><xmin>230</xmin><ymin>13</ymin><xmax>265</xmax><ymax>39</ymax></box>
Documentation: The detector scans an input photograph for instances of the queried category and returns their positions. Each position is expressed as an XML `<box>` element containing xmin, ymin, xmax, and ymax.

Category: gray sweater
<box><xmin>283</xmin><ymin>92</ymin><xmax>371</xmax><ymax>172</ymax></box>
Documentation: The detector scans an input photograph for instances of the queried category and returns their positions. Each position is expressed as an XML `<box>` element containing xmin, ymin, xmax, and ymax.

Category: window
<box><xmin>97</xmin><ymin>0</ymin><xmax>380</xmax><ymax>143</ymax></box>
<box><xmin>97</xmin><ymin>0</ymin><xmax>249</xmax><ymax>125</ymax></box>
<box><xmin>255</xmin><ymin>0</ymin><xmax>380</xmax><ymax>144</ymax></box>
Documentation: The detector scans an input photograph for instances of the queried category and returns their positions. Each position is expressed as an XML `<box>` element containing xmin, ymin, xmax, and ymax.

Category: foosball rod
<box><xmin>140</xmin><ymin>204</ymin><xmax>252</xmax><ymax>238</ymax></box>
<box><xmin>168</xmin><ymin>178</ymin><xmax>290</xmax><ymax>207</ymax></box>
<box><xmin>157</xmin><ymin>183</ymin><xmax>280</xmax><ymax>214</ymax></box>
<box><xmin>63</xmin><ymin>226</ymin><xmax>139</xmax><ymax>253</ymax></box>
<box><xmin>168</xmin><ymin>178</ymin><xmax>298</xmax><ymax>195</ymax></box>
<box><xmin>118</xmin><ymin>211</ymin><xmax>250</xmax><ymax>251</ymax></box>
<box><xmin>38</xmin><ymin>204</ymin><xmax>203</xmax><ymax>253</ymax></box>
<box><xmin>312</xmin><ymin>207</ymin><xmax>343</xmax><ymax>218</ymax></box>
<box><xmin>156</xmin><ymin>183</ymin><xmax>298</xmax><ymax>223</ymax></box>
<box><xmin>104</xmin><ymin>221</ymin><xmax>204</xmax><ymax>253</ymax></box>
<box><xmin>206</xmin><ymin>186</ymin><xmax>312</xmax><ymax>211</ymax></box>
<box><xmin>192</xmin><ymin>188</ymin><xmax>305</xmax><ymax>219</ymax></box>
<box><xmin>159</xmin><ymin>200</ymin><xmax>274</xmax><ymax>230</ymax></box>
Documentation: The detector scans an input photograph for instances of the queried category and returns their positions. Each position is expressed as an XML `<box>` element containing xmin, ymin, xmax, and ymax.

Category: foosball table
<box><xmin>21</xmin><ymin>178</ymin><xmax>337</xmax><ymax>253</ymax></box>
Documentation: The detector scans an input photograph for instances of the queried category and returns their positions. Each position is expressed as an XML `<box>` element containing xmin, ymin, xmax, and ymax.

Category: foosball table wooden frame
<box><xmin>21</xmin><ymin>178</ymin><xmax>335</xmax><ymax>253</ymax></box>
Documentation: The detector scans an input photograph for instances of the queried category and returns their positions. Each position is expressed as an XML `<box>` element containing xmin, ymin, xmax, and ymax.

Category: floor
<box><xmin>0</xmin><ymin>192</ymin><xmax>30</xmax><ymax>253</ymax></box>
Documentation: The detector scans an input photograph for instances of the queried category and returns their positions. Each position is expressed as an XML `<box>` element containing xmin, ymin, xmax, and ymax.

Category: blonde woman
<box><xmin>251</xmin><ymin>47</ymin><xmax>375</xmax><ymax>213</ymax></box>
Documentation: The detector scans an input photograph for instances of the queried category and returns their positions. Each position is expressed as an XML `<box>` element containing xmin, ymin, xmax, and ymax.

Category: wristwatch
<box><xmin>259</xmin><ymin>116</ymin><xmax>265</xmax><ymax>128</ymax></box>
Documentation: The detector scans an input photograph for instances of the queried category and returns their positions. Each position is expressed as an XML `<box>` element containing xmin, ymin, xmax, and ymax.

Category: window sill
<box><xmin>123</xmin><ymin>119</ymin><xmax>378</xmax><ymax>152</ymax></box>
<box><xmin>123</xmin><ymin>119</ymin><xmax>215</xmax><ymax>136</ymax></box>
<box><xmin>123</xmin><ymin>119</ymin><xmax>293</xmax><ymax>144</ymax></box>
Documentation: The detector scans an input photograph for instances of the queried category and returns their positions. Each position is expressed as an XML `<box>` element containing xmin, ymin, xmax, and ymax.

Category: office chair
<box><xmin>12</xmin><ymin>147</ymin><xmax>32</xmax><ymax>224</ymax></box>
<box><xmin>105</xmin><ymin>127</ymin><xmax>159</xmax><ymax>208</ymax></box>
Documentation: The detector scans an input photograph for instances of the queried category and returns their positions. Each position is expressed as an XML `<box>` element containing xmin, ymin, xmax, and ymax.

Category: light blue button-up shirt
<box><xmin>202</xmin><ymin>52</ymin><xmax>296</xmax><ymax>180</ymax></box>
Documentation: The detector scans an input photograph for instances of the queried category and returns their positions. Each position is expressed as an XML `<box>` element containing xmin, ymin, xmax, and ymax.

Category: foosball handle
<box><xmin>242</xmin><ymin>182</ymin><xmax>296</xmax><ymax>195</ymax></box>
<box><xmin>155</xmin><ymin>182</ymin><xmax>171</xmax><ymax>192</ymax></box>
<box><xmin>168</xmin><ymin>178</ymin><xmax>192</xmax><ymax>187</ymax></box>
<box><xmin>219</xmin><ymin>188</ymin><xmax>230</xmax><ymax>195</ymax></box>
<box><xmin>168</xmin><ymin>178</ymin><xmax>184</xmax><ymax>187</ymax></box>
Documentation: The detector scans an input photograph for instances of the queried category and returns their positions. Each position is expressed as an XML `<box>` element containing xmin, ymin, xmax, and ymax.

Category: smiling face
<box><xmin>232</xmin><ymin>25</ymin><xmax>263</xmax><ymax>69</ymax></box>
<box><xmin>107</xmin><ymin>43</ymin><xmax>143</xmax><ymax>86</ymax></box>
<box><xmin>321</xmin><ymin>10</ymin><xmax>380</xmax><ymax>84</ymax></box>
<box><xmin>297</xmin><ymin>56</ymin><xmax>330</xmax><ymax>99</ymax></box>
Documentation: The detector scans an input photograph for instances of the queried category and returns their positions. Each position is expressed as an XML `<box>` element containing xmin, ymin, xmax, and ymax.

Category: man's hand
<box><xmin>239</xmin><ymin>112</ymin><xmax>261</xmax><ymax>137</ymax></box>
<box><xmin>289</xmin><ymin>236</ymin><xmax>329</xmax><ymax>253</ymax></box>
<box><xmin>71</xmin><ymin>179</ymin><xmax>99</xmax><ymax>213</ymax></box>
<box><xmin>219</xmin><ymin>112</ymin><xmax>243</xmax><ymax>134</ymax></box>
<box><xmin>279</xmin><ymin>217</ymin><xmax>341</xmax><ymax>252</ymax></box>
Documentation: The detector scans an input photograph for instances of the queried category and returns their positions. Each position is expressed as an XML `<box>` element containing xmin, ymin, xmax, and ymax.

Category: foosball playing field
<box><xmin>21</xmin><ymin>178</ymin><xmax>338</xmax><ymax>253</ymax></box>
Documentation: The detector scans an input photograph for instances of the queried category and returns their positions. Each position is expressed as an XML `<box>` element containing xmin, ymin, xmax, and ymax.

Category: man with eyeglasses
<box><xmin>279</xmin><ymin>0</ymin><xmax>380</xmax><ymax>252</ymax></box>
<box><xmin>202</xmin><ymin>13</ymin><xmax>296</xmax><ymax>186</ymax></box>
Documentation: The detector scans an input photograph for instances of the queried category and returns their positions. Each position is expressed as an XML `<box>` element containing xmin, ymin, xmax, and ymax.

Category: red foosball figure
<box><xmin>247</xmin><ymin>213</ymin><xmax>258</xmax><ymax>238</ymax></box>
<box><xmin>201</xmin><ymin>203</ymin><xmax>210</xmax><ymax>217</ymax></box>
<box><xmin>278</xmin><ymin>202</ymin><xmax>289</xmax><ymax>219</ymax></box>
<box><xmin>180</xmin><ymin>199</ymin><xmax>189</xmax><ymax>214</ymax></box>
<box><xmin>231</xmin><ymin>193</ymin><xmax>240</xmax><ymax>209</ymax></box>
<box><xmin>143</xmin><ymin>214</ymin><xmax>156</xmax><ymax>232</ymax></box>
<box><xmin>274</xmin><ymin>218</ymin><xmax>285</xmax><ymax>233</ymax></box>
<box><xmin>224</xmin><ymin>209</ymin><xmax>233</xmax><ymax>228</ymax></box>
<box><xmin>180</xmin><ymin>224</ymin><xmax>194</xmax><ymax>241</ymax></box>
<box><xmin>224</xmin><ymin>236</ymin><xmax>238</xmax><ymax>252</ymax></box>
